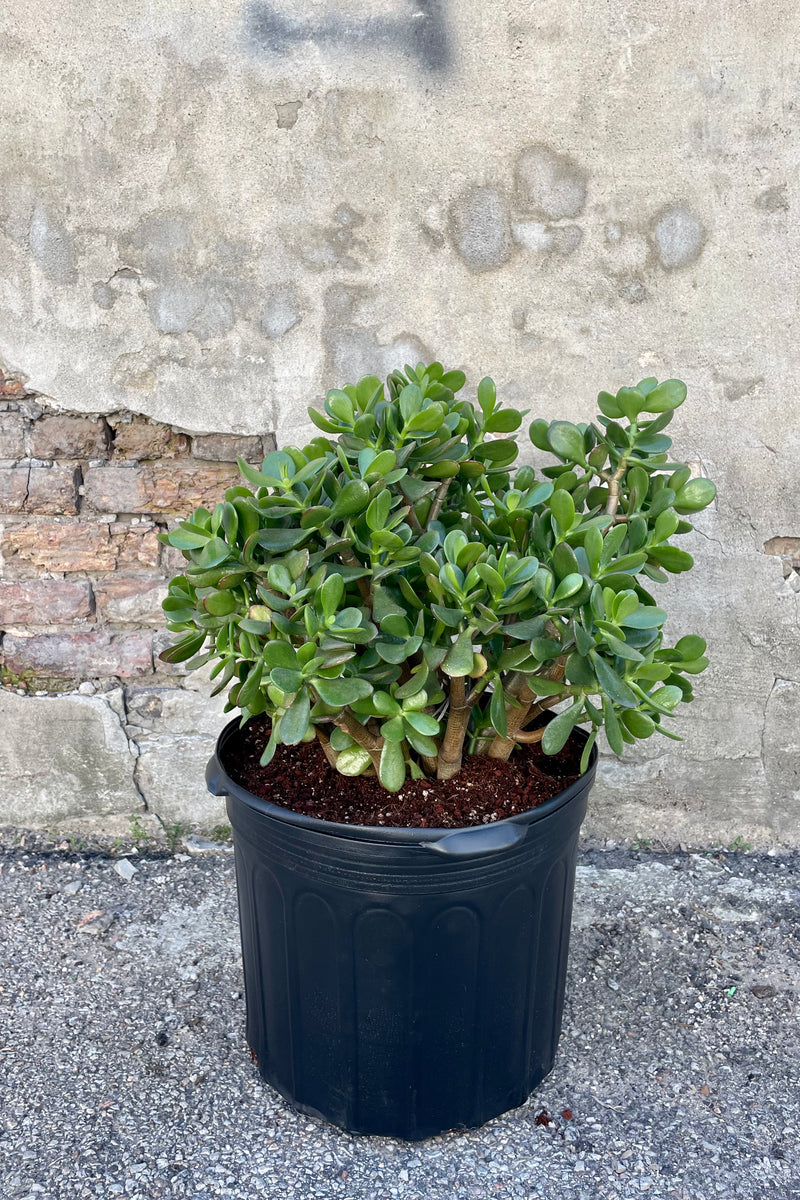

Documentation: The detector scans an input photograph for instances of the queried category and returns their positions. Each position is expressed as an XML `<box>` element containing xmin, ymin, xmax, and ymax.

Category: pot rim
<box><xmin>209</xmin><ymin>716</ymin><xmax>597</xmax><ymax>847</ymax></box>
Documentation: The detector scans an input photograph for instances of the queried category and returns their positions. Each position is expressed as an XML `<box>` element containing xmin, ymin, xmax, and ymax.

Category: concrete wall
<box><xmin>1</xmin><ymin>0</ymin><xmax>798</xmax><ymax>843</ymax></box>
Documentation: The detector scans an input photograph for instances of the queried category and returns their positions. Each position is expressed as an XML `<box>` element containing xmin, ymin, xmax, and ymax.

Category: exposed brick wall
<box><xmin>0</xmin><ymin>369</ymin><xmax>275</xmax><ymax>692</ymax></box>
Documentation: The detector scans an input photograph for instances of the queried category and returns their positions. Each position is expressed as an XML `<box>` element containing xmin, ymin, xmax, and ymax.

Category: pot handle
<box><xmin>205</xmin><ymin>755</ymin><xmax>229</xmax><ymax>798</ymax></box>
<box><xmin>424</xmin><ymin>822</ymin><xmax>528</xmax><ymax>857</ymax></box>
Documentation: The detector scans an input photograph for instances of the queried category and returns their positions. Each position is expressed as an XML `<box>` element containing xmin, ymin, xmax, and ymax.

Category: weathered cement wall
<box><xmin>0</xmin><ymin>1</ymin><xmax>798</xmax><ymax>843</ymax></box>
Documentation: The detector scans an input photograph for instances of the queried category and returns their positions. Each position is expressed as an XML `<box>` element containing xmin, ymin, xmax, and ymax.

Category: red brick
<box><xmin>112</xmin><ymin>419</ymin><xmax>188</xmax><ymax>461</ymax></box>
<box><xmin>191</xmin><ymin>433</ymin><xmax>267</xmax><ymax>462</ymax></box>
<box><xmin>83</xmin><ymin>464</ymin><xmax>239</xmax><ymax>515</ymax></box>
<box><xmin>1</xmin><ymin>520</ymin><xmax>160</xmax><ymax>575</ymax></box>
<box><xmin>0</xmin><ymin>413</ymin><xmax>25</xmax><ymax>459</ymax></box>
<box><xmin>26</xmin><ymin>465</ymin><xmax>80</xmax><ymax>515</ymax></box>
<box><xmin>2</xmin><ymin>522</ymin><xmax>113</xmax><ymax>573</ymax></box>
<box><xmin>2</xmin><ymin>631</ymin><xmax>153</xmax><ymax>679</ymax></box>
<box><xmin>28</xmin><ymin>415</ymin><xmax>108</xmax><ymax>459</ymax></box>
<box><xmin>111</xmin><ymin>522</ymin><xmax>162</xmax><ymax>571</ymax></box>
<box><xmin>94</xmin><ymin>577</ymin><xmax>167</xmax><ymax>625</ymax></box>
<box><xmin>0</xmin><ymin>374</ymin><xmax>25</xmax><ymax>400</ymax></box>
<box><xmin>0</xmin><ymin>467</ymin><xmax>29</xmax><ymax>512</ymax></box>
<box><xmin>0</xmin><ymin>580</ymin><xmax>94</xmax><ymax>625</ymax></box>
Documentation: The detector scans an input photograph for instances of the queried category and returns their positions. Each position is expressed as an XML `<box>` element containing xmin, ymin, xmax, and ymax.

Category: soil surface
<box><xmin>223</xmin><ymin>715</ymin><xmax>584</xmax><ymax>828</ymax></box>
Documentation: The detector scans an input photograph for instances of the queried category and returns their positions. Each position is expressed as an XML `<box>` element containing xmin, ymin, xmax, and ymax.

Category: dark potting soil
<box><xmin>224</xmin><ymin>715</ymin><xmax>584</xmax><ymax>829</ymax></box>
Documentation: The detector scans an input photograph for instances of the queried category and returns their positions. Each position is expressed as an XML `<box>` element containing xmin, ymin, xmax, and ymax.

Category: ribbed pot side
<box><xmin>208</xmin><ymin>719</ymin><xmax>596</xmax><ymax>1141</ymax></box>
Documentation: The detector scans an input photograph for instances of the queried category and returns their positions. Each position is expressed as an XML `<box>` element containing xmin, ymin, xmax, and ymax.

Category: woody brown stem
<box><xmin>437</xmin><ymin>675</ymin><xmax>471</xmax><ymax>781</ymax></box>
<box><xmin>604</xmin><ymin>457</ymin><xmax>628</xmax><ymax>517</ymax></box>
<box><xmin>315</xmin><ymin>727</ymin><xmax>339</xmax><ymax>770</ymax></box>
<box><xmin>335</xmin><ymin>709</ymin><xmax>384</xmax><ymax>773</ymax></box>
<box><xmin>510</xmin><ymin>727</ymin><xmax>546</xmax><ymax>744</ymax></box>
<box><xmin>428</xmin><ymin>479</ymin><xmax>451</xmax><ymax>526</ymax></box>
<box><xmin>486</xmin><ymin>662</ymin><xmax>567</xmax><ymax>760</ymax></box>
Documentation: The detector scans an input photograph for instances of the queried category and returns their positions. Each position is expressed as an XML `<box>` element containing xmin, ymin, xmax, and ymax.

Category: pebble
<box><xmin>63</xmin><ymin>880</ymin><xmax>82</xmax><ymax>895</ymax></box>
<box><xmin>114</xmin><ymin>858</ymin><xmax>139</xmax><ymax>881</ymax></box>
<box><xmin>182</xmin><ymin>835</ymin><xmax>233</xmax><ymax>855</ymax></box>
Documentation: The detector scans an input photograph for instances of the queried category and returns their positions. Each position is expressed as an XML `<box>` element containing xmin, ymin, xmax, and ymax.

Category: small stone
<box><xmin>77</xmin><ymin>681</ymin><xmax>96</xmax><ymax>695</ymax></box>
<box><xmin>182</xmin><ymin>835</ymin><xmax>233</xmax><ymax>855</ymax></box>
<box><xmin>63</xmin><ymin>880</ymin><xmax>82</xmax><ymax>895</ymax></box>
<box><xmin>751</xmin><ymin>984</ymin><xmax>777</xmax><ymax>998</ymax></box>
<box><xmin>77</xmin><ymin>911</ymin><xmax>115</xmax><ymax>935</ymax></box>
<box><xmin>114</xmin><ymin>858</ymin><xmax>139</xmax><ymax>881</ymax></box>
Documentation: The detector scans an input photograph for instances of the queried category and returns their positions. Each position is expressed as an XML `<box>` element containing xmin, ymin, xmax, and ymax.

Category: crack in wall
<box><xmin>116</xmin><ymin>685</ymin><xmax>149</xmax><ymax>812</ymax></box>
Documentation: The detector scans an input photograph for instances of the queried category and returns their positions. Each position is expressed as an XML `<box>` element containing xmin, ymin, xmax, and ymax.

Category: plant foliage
<box><xmin>160</xmin><ymin>363</ymin><xmax>715</xmax><ymax>791</ymax></box>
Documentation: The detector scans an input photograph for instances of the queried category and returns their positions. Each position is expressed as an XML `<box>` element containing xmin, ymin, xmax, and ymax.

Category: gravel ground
<box><xmin>1</xmin><ymin>838</ymin><xmax>798</xmax><ymax>1200</ymax></box>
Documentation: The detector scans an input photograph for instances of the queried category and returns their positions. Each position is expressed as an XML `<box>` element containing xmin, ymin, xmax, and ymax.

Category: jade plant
<box><xmin>160</xmin><ymin>363</ymin><xmax>715</xmax><ymax>791</ymax></box>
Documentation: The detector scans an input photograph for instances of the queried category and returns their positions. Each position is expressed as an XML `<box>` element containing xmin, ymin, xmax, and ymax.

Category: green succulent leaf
<box><xmin>547</xmin><ymin>422</ymin><xmax>586</xmax><ymax>464</ymax></box>
<box><xmin>312</xmin><ymin>677</ymin><xmax>373</xmax><ymax>707</ymax></box>
<box><xmin>442</xmin><ymin>629</ymin><xmax>475</xmax><ymax>677</ymax></box>
<box><xmin>379</xmin><ymin>739</ymin><xmax>406</xmax><ymax>792</ymax></box>
<box><xmin>336</xmin><ymin>746</ymin><xmax>373</xmax><ymax>776</ymax></box>
<box><xmin>541</xmin><ymin>700</ymin><xmax>585</xmax><ymax>754</ymax></box>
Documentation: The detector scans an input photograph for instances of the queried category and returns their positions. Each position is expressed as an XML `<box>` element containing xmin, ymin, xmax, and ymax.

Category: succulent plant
<box><xmin>160</xmin><ymin>363</ymin><xmax>715</xmax><ymax>792</ymax></box>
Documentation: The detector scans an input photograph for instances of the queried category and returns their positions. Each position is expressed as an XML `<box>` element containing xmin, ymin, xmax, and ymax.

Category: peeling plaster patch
<box><xmin>148</xmin><ymin>281</ymin><xmax>208</xmax><ymax>335</ymax></box>
<box><xmin>284</xmin><ymin>204</ymin><xmax>368</xmax><ymax>271</ymax></box>
<box><xmin>320</xmin><ymin>90</ymin><xmax>389</xmax><ymax>159</ymax></box>
<box><xmin>93</xmin><ymin>282</ymin><xmax>117</xmax><ymax>310</ymax></box>
<box><xmin>28</xmin><ymin>202</ymin><xmax>76</xmax><ymax>284</ymax></box>
<box><xmin>93</xmin><ymin>269</ymin><xmax>147</xmax><ymax>311</ymax></box>
<box><xmin>260</xmin><ymin>284</ymin><xmax>302</xmax><ymax>339</ymax></box>
<box><xmin>651</xmin><ymin>205</ymin><xmax>706</xmax><ymax>270</ymax></box>
<box><xmin>755</xmin><ymin>184</ymin><xmax>788</xmax><ymax>213</ymax></box>
<box><xmin>147</xmin><ymin>279</ymin><xmax>235</xmax><ymax>340</ymax></box>
<box><xmin>275</xmin><ymin>100</ymin><xmax>302</xmax><ymax>129</ymax></box>
<box><xmin>448</xmin><ymin>186</ymin><xmax>513</xmax><ymax>272</ymax></box>
<box><xmin>321</xmin><ymin>284</ymin><xmax>430</xmax><ymax>383</ymax></box>
<box><xmin>129</xmin><ymin>213</ymin><xmax>191</xmax><ymax>264</ymax></box>
<box><xmin>719</xmin><ymin>375</ymin><xmax>763</xmax><ymax>403</ymax></box>
<box><xmin>111</xmin><ymin>352</ymin><xmax>158</xmax><ymax>393</ymax></box>
<box><xmin>514</xmin><ymin>145</ymin><xmax>587</xmax><ymax>220</ymax></box>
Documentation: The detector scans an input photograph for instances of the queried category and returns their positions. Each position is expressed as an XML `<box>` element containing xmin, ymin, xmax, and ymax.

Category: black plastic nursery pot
<box><xmin>207</xmin><ymin>718</ymin><xmax>597</xmax><ymax>1141</ymax></box>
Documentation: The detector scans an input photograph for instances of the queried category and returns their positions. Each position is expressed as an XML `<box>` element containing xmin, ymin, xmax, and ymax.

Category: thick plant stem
<box><xmin>486</xmin><ymin>673</ymin><xmax>534</xmax><ymax>760</ymax></box>
<box><xmin>604</xmin><ymin>457</ymin><xmax>628</xmax><ymax>517</ymax></box>
<box><xmin>437</xmin><ymin>676</ymin><xmax>471</xmax><ymax>781</ymax></box>
<box><xmin>315</xmin><ymin>727</ymin><xmax>339</xmax><ymax>770</ymax></box>
<box><xmin>511</xmin><ymin>726</ymin><xmax>546</xmax><ymax>744</ymax></box>
<box><xmin>486</xmin><ymin>664</ymin><xmax>566</xmax><ymax>761</ymax></box>
<box><xmin>428</xmin><ymin>479</ymin><xmax>451</xmax><ymax>526</ymax></box>
<box><xmin>336</xmin><ymin>709</ymin><xmax>383</xmax><ymax>773</ymax></box>
<box><xmin>421</xmin><ymin>753</ymin><xmax>439</xmax><ymax>776</ymax></box>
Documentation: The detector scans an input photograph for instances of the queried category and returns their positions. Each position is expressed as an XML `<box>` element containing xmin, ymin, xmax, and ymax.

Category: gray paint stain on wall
<box><xmin>651</xmin><ymin>205</ymin><xmax>706</xmax><ymax>270</ymax></box>
<box><xmin>514</xmin><ymin>145</ymin><xmax>587</xmax><ymax>221</ymax></box>
<box><xmin>261</xmin><ymin>285</ymin><xmax>303</xmax><ymax>339</ymax></box>
<box><xmin>448</xmin><ymin>186</ymin><xmax>514</xmax><ymax>272</ymax></box>
<box><xmin>245</xmin><ymin>1</ymin><xmax>451</xmax><ymax>73</ymax></box>
<box><xmin>28</xmin><ymin>202</ymin><xmax>77</xmax><ymax>284</ymax></box>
